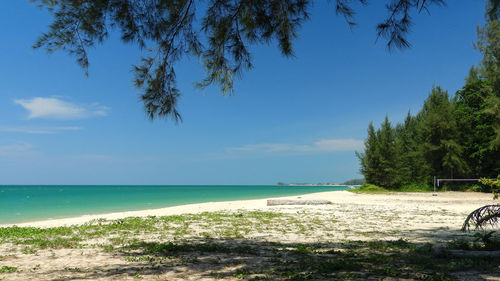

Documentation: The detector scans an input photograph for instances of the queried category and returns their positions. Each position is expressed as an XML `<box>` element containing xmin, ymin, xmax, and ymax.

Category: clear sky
<box><xmin>0</xmin><ymin>1</ymin><xmax>487</xmax><ymax>185</ymax></box>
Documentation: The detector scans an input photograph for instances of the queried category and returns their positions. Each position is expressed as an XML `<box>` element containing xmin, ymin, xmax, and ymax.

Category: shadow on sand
<box><xmin>39</xmin><ymin>226</ymin><xmax>500</xmax><ymax>281</ymax></box>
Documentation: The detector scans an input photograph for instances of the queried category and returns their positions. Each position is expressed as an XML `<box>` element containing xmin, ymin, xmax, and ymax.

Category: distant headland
<box><xmin>277</xmin><ymin>178</ymin><xmax>365</xmax><ymax>186</ymax></box>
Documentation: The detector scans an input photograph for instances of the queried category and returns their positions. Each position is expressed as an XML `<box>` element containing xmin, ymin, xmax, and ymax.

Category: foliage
<box><xmin>357</xmin><ymin>87</ymin><xmax>469</xmax><ymax>188</ymax></box>
<box><xmin>399</xmin><ymin>183</ymin><xmax>432</xmax><ymax>192</ymax></box>
<box><xmin>356</xmin><ymin>123</ymin><xmax>379</xmax><ymax>185</ymax></box>
<box><xmin>473</xmin><ymin>231</ymin><xmax>500</xmax><ymax>250</ymax></box>
<box><xmin>449</xmin><ymin>231</ymin><xmax>500</xmax><ymax>251</ymax></box>
<box><xmin>421</xmin><ymin>87</ymin><xmax>467</xmax><ymax>179</ymax></box>
<box><xmin>476</xmin><ymin>20</ymin><xmax>500</xmax><ymax>92</ymax></box>
<box><xmin>350</xmin><ymin>183</ymin><xmax>431</xmax><ymax>193</ymax></box>
<box><xmin>376</xmin><ymin>116</ymin><xmax>401</xmax><ymax>188</ymax></box>
<box><xmin>32</xmin><ymin>0</ymin><xmax>460</xmax><ymax>121</ymax></box>
<box><xmin>349</xmin><ymin>183</ymin><xmax>389</xmax><ymax>193</ymax></box>
<box><xmin>455</xmin><ymin>79</ymin><xmax>498</xmax><ymax>176</ymax></box>
<box><xmin>0</xmin><ymin>266</ymin><xmax>17</xmax><ymax>273</ymax></box>
<box><xmin>479</xmin><ymin>175</ymin><xmax>500</xmax><ymax>196</ymax></box>
<box><xmin>474</xmin><ymin>19</ymin><xmax>500</xmax><ymax>149</ymax></box>
<box><xmin>468</xmin><ymin>184</ymin><xmax>487</xmax><ymax>192</ymax></box>
<box><xmin>356</xmin><ymin>117</ymin><xmax>401</xmax><ymax>188</ymax></box>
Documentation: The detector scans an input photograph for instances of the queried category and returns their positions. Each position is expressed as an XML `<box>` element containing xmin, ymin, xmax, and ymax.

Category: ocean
<box><xmin>0</xmin><ymin>185</ymin><xmax>349</xmax><ymax>224</ymax></box>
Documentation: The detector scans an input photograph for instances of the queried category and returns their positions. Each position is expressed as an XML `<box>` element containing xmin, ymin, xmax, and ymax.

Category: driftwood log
<box><xmin>267</xmin><ymin>199</ymin><xmax>332</xmax><ymax>206</ymax></box>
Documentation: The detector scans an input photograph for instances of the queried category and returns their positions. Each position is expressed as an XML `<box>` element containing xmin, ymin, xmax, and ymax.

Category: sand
<box><xmin>1</xmin><ymin>191</ymin><xmax>498</xmax><ymax>281</ymax></box>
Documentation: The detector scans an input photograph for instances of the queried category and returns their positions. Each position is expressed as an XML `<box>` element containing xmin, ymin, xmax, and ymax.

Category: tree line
<box><xmin>356</xmin><ymin>17</ymin><xmax>500</xmax><ymax>189</ymax></box>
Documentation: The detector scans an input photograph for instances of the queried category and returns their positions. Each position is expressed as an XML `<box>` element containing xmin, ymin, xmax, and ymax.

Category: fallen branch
<box><xmin>462</xmin><ymin>204</ymin><xmax>500</xmax><ymax>231</ymax></box>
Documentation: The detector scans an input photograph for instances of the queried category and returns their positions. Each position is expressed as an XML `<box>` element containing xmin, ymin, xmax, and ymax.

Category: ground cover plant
<box><xmin>449</xmin><ymin>230</ymin><xmax>500</xmax><ymax>251</ymax></box>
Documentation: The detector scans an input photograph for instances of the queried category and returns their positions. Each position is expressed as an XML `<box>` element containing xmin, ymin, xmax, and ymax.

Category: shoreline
<box><xmin>1</xmin><ymin>190</ymin><xmax>494</xmax><ymax>228</ymax></box>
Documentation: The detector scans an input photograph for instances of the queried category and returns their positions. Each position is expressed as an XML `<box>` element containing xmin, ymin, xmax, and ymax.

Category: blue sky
<box><xmin>0</xmin><ymin>1</ymin><xmax>486</xmax><ymax>185</ymax></box>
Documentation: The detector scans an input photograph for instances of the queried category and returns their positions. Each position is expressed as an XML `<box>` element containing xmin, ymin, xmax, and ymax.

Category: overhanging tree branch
<box><xmin>31</xmin><ymin>0</ymin><xmax>495</xmax><ymax>121</ymax></box>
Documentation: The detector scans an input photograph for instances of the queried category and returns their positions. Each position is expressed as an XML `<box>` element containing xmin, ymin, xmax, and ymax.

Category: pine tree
<box><xmin>356</xmin><ymin>123</ymin><xmax>380</xmax><ymax>185</ymax></box>
<box><xmin>375</xmin><ymin>116</ymin><xmax>399</xmax><ymax>188</ymax></box>
<box><xmin>475</xmin><ymin>19</ymin><xmax>500</xmax><ymax>150</ymax></box>
<box><xmin>476</xmin><ymin>20</ymin><xmax>500</xmax><ymax>93</ymax></box>
<box><xmin>455</xmin><ymin>79</ymin><xmax>499</xmax><ymax>177</ymax></box>
<box><xmin>395</xmin><ymin>112</ymin><xmax>429</xmax><ymax>184</ymax></box>
<box><xmin>419</xmin><ymin>86</ymin><xmax>467</xmax><ymax>178</ymax></box>
<box><xmin>358</xmin><ymin>117</ymin><xmax>401</xmax><ymax>188</ymax></box>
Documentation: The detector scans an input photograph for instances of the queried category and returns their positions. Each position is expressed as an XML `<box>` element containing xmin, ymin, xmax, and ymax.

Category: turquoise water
<box><xmin>0</xmin><ymin>185</ymin><xmax>349</xmax><ymax>224</ymax></box>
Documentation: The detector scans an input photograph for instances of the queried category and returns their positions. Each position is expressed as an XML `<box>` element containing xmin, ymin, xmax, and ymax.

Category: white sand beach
<box><xmin>1</xmin><ymin>191</ymin><xmax>498</xmax><ymax>281</ymax></box>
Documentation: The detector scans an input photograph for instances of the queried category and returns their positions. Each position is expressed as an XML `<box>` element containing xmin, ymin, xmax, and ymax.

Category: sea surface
<box><xmin>0</xmin><ymin>185</ymin><xmax>349</xmax><ymax>224</ymax></box>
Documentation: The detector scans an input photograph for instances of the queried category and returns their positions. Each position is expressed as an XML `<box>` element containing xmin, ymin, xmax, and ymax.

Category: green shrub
<box><xmin>400</xmin><ymin>183</ymin><xmax>433</xmax><ymax>192</ymax></box>
<box><xmin>467</xmin><ymin>184</ymin><xmax>485</xmax><ymax>192</ymax></box>
<box><xmin>352</xmin><ymin>184</ymin><xmax>389</xmax><ymax>193</ymax></box>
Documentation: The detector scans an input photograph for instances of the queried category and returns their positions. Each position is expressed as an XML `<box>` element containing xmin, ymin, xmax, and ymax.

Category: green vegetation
<box><xmin>0</xmin><ymin>266</ymin><xmax>17</xmax><ymax>273</ymax></box>
<box><xmin>480</xmin><ymin>175</ymin><xmax>500</xmax><ymax>196</ymax></box>
<box><xmin>399</xmin><ymin>183</ymin><xmax>433</xmax><ymax>192</ymax></box>
<box><xmin>357</xmin><ymin>15</ymin><xmax>500</xmax><ymax>190</ymax></box>
<box><xmin>348</xmin><ymin>183</ymin><xmax>433</xmax><ymax>194</ymax></box>
<box><xmin>349</xmin><ymin>184</ymin><xmax>390</xmax><ymax>194</ymax></box>
<box><xmin>350</xmin><ymin>183</ymin><xmax>433</xmax><ymax>194</ymax></box>
<box><xmin>449</xmin><ymin>231</ymin><xmax>500</xmax><ymax>251</ymax></box>
<box><xmin>0</xmin><ymin>212</ymin><xmax>296</xmax><ymax>250</ymax></box>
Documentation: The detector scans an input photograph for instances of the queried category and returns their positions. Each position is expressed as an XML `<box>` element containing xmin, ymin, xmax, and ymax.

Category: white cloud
<box><xmin>226</xmin><ymin>138</ymin><xmax>364</xmax><ymax>155</ymax></box>
<box><xmin>311</xmin><ymin>139</ymin><xmax>365</xmax><ymax>151</ymax></box>
<box><xmin>0</xmin><ymin>126</ymin><xmax>83</xmax><ymax>134</ymax></box>
<box><xmin>0</xmin><ymin>142</ymin><xmax>36</xmax><ymax>157</ymax></box>
<box><xmin>13</xmin><ymin>97</ymin><xmax>109</xmax><ymax>120</ymax></box>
